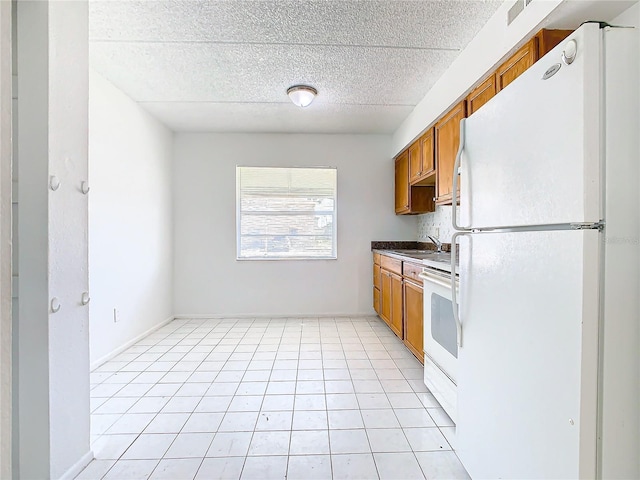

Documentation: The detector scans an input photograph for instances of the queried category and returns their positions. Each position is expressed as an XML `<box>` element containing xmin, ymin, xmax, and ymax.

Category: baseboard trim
<box><xmin>173</xmin><ymin>313</ymin><xmax>374</xmax><ymax>320</ymax></box>
<box><xmin>59</xmin><ymin>449</ymin><xmax>93</xmax><ymax>480</ymax></box>
<box><xmin>90</xmin><ymin>316</ymin><xmax>175</xmax><ymax>371</ymax></box>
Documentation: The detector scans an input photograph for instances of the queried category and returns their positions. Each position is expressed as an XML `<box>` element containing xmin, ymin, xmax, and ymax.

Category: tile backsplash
<box><xmin>417</xmin><ymin>205</ymin><xmax>458</xmax><ymax>243</ymax></box>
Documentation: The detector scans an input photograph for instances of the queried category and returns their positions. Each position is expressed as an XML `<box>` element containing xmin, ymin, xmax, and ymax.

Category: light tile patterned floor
<box><xmin>77</xmin><ymin>317</ymin><xmax>470</xmax><ymax>480</ymax></box>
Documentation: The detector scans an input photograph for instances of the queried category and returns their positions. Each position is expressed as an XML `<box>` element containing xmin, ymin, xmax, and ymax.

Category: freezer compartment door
<box><xmin>456</xmin><ymin>230</ymin><xmax>600</xmax><ymax>479</ymax></box>
<box><xmin>460</xmin><ymin>24</ymin><xmax>602</xmax><ymax>229</ymax></box>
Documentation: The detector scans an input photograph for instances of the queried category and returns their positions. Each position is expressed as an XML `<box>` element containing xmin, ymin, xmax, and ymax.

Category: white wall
<box><xmin>89</xmin><ymin>70</ymin><xmax>174</xmax><ymax>366</ymax></box>
<box><xmin>173</xmin><ymin>133</ymin><xmax>415</xmax><ymax>317</ymax></box>
<box><xmin>0</xmin><ymin>2</ymin><xmax>11</xmax><ymax>478</ymax></box>
<box><xmin>17</xmin><ymin>1</ymin><xmax>91</xmax><ymax>478</ymax></box>
<box><xmin>9</xmin><ymin>2</ymin><xmax>18</xmax><ymax>476</ymax></box>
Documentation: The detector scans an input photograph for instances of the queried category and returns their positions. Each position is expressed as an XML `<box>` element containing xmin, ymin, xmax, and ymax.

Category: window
<box><xmin>236</xmin><ymin>166</ymin><xmax>337</xmax><ymax>260</ymax></box>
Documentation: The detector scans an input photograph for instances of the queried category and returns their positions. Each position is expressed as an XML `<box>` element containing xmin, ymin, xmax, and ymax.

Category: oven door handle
<box><xmin>418</xmin><ymin>271</ymin><xmax>450</xmax><ymax>289</ymax></box>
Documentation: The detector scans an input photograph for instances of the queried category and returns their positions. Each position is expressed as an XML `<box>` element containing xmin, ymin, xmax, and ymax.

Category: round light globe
<box><xmin>287</xmin><ymin>85</ymin><xmax>317</xmax><ymax>107</ymax></box>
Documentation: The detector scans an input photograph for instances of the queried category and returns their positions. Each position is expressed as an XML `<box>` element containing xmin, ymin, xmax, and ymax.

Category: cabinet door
<box><xmin>435</xmin><ymin>101</ymin><xmax>466</xmax><ymax>204</ymax></box>
<box><xmin>496</xmin><ymin>37</ymin><xmax>538</xmax><ymax>92</ymax></box>
<box><xmin>373</xmin><ymin>287</ymin><xmax>381</xmax><ymax>314</ymax></box>
<box><xmin>404</xmin><ymin>280</ymin><xmax>424</xmax><ymax>363</ymax></box>
<box><xmin>395</xmin><ymin>152</ymin><xmax>409</xmax><ymax>213</ymax></box>
<box><xmin>410</xmin><ymin>130</ymin><xmax>436</xmax><ymax>186</ymax></box>
<box><xmin>380</xmin><ymin>270</ymin><xmax>392</xmax><ymax>325</ymax></box>
<box><xmin>467</xmin><ymin>74</ymin><xmax>497</xmax><ymax>116</ymax></box>
<box><xmin>390</xmin><ymin>273</ymin><xmax>403</xmax><ymax>338</ymax></box>
<box><xmin>408</xmin><ymin>140</ymin><xmax>422</xmax><ymax>184</ymax></box>
<box><xmin>420</xmin><ymin>128</ymin><xmax>435</xmax><ymax>178</ymax></box>
<box><xmin>536</xmin><ymin>29</ymin><xmax>573</xmax><ymax>57</ymax></box>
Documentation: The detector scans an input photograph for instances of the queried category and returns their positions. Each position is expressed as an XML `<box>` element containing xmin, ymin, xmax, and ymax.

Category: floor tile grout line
<box><xmin>96</xmin><ymin>319</ymin><xmax>224</xmax><ymax>468</ymax></box>
<box><xmin>87</xmin><ymin>316</ymin><xmax>457</xmax><ymax>480</ymax></box>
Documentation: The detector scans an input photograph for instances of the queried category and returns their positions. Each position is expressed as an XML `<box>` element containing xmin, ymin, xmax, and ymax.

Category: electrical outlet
<box><xmin>433</xmin><ymin>227</ymin><xmax>440</xmax><ymax>238</ymax></box>
<box><xmin>113</xmin><ymin>308</ymin><xmax>119</xmax><ymax>323</ymax></box>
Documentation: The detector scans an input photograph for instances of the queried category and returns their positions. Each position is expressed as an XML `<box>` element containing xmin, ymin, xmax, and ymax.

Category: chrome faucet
<box><xmin>427</xmin><ymin>235</ymin><xmax>443</xmax><ymax>253</ymax></box>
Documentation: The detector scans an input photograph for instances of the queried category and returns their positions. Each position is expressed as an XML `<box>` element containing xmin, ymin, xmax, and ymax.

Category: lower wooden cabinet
<box><xmin>373</xmin><ymin>286</ymin><xmax>381</xmax><ymax>315</ymax></box>
<box><xmin>373</xmin><ymin>259</ymin><xmax>382</xmax><ymax>314</ymax></box>
<box><xmin>380</xmin><ymin>269</ymin><xmax>392</xmax><ymax>324</ymax></box>
<box><xmin>379</xmin><ymin>269</ymin><xmax>403</xmax><ymax>339</ymax></box>
<box><xmin>374</xmin><ymin>253</ymin><xmax>423</xmax><ymax>363</ymax></box>
<box><xmin>389</xmin><ymin>272</ymin><xmax>403</xmax><ymax>338</ymax></box>
<box><xmin>404</xmin><ymin>279</ymin><xmax>424</xmax><ymax>362</ymax></box>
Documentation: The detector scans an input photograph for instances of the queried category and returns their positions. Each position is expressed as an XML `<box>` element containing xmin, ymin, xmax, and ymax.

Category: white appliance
<box><xmin>450</xmin><ymin>24</ymin><xmax>639</xmax><ymax>479</ymax></box>
<box><xmin>419</xmin><ymin>261</ymin><xmax>458</xmax><ymax>422</ymax></box>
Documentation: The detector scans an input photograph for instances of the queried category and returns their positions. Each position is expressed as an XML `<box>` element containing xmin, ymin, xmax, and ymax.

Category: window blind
<box><xmin>236</xmin><ymin>166</ymin><xmax>337</xmax><ymax>259</ymax></box>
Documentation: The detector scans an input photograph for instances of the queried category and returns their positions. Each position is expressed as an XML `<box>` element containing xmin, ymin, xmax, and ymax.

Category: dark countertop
<box><xmin>371</xmin><ymin>242</ymin><xmax>456</xmax><ymax>273</ymax></box>
<box><xmin>370</xmin><ymin>240</ymin><xmax>452</xmax><ymax>252</ymax></box>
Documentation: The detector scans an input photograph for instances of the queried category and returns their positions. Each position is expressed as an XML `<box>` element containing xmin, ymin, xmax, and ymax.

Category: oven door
<box><xmin>421</xmin><ymin>268</ymin><xmax>459</xmax><ymax>383</ymax></box>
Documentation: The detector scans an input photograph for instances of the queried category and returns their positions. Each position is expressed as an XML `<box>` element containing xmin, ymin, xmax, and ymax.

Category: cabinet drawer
<box><xmin>403</xmin><ymin>262</ymin><xmax>423</xmax><ymax>283</ymax></box>
<box><xmin>380</xmin><ymin>255</ymin><xmax>402</xmax><ymax>275</ymax></box>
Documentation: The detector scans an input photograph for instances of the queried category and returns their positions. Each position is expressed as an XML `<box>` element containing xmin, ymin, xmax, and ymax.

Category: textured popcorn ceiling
<box><xmin>89</xmin><ymin>0</ymin><xmax>503</xmax><ymax>133</ymax></box>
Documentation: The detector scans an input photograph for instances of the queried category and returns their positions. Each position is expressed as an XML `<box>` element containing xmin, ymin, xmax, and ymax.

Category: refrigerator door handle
<box><xmin>452</xmin><ymin>118</ymin><xmax>468</xmax><ymax>232</ymax></box>
<box><xmin>451</xmin><ymin>231</ymin><xmax>465</xmax><ymax>348</ymax></box>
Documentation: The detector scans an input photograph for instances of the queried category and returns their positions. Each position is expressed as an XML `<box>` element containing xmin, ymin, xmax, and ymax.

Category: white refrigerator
<box><xmin>451</xmin><ymin>23</ymin><xmax>639</xmax><ymax>479</ymax></box>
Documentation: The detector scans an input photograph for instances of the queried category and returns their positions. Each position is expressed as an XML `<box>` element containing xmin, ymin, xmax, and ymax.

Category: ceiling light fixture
<box><xmin>287</xmin><ymin>85</ymin><xmax>317</xmax><ymax>107</ymax></box>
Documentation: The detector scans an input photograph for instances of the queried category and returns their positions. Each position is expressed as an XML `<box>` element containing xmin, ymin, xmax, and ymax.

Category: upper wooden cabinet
<box><xmin>496</xmin><ymin>37</ymin><xmax>538</xmax><ymax>93</ymax></box>
<box><xmin>395</xmin><ymin>149</ymin><xmax>435</xmax><ymax>215</ymax></box>
<box><xmin>536</xmin><ymin>29</ymin><xmax>573</xmax><ymax>61</ymax></box>
<box><xmin>408</xmin><ymin>140</ymin><xmax>422</xmax><ymax>183</ymax></box>
<box><xmin>409</xmin><ymin>128</ymin><xmax>436</xmax><ymax>186</ymax></box>
<box><xmin>497</xmin><ymin>29</ymin><xmax>572</xmax><ymax>93</ymax></box>
<box><xmin>395</xmin><ymin>151</ymin><xmax>410</xmax><ymax>213</ymax></box>
<box><xmin>435</xmin><ymin>101</ymin><xmax>466</xmax><ymax>205</ymax></box>
<box><xmin>394</xmin><ymin>28</ymin><xmax>572</xmax><ymax>209</ymax></box>
<box><xmin>467</xmin><ymin>74</ymin><xmax>497</xmax><ymax>116</ymax></box>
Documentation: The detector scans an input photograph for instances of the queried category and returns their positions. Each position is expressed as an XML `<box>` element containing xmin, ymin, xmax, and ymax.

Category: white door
<box><xmin>459</xmin><ymin>24</ymin><xmax>602</xmax><ymax>230</ymax></box>
<box><xmin>456</xmin><ymin>229</ymin><xmax>600</xmax><ymax>479</ymax></box>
